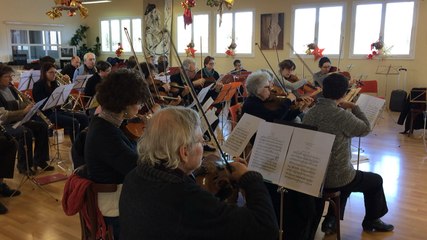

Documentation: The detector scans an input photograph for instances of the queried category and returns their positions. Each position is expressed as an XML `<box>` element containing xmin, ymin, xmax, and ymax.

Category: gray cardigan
<box><xmin>302</xmin><ymin>98</ymin><xmax>371</xmax><ymax>188</ymax></box>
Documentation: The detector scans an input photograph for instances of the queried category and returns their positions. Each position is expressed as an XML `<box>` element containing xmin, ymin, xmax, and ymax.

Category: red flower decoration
<box><xmin>312</xmin><ymin>47</ymin><xmax>324</xmax><ymax>61</ymax></box>
<box><xmin>181</xmin><ymin>0</ymin><xmax>196</xmax><ymax>28</ymax></box>
<box><xmin>115</xmin><ymin>43</ymin><xmax>124</xmax><ymax>57</ymax></box>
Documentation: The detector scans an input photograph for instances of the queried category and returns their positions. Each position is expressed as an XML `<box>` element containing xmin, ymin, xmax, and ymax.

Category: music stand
<box><xmin>9</xmin><ymin>99</ymin><xmax>59</xmax><ymax>201</ymax></box>
<box><xmin>64</xmin><ymin>75</ymin><xmax>92</xmax><ymax>112</ymax></box>
<box><xmin>17</xmin><ymin>70</ymin><xmax>40</xmax><ymax>91</ymax></box>
<box><xmin>375</xmin><ymin>65</ymin><xmax>400</xmax><ymax>103</ymax></box>
<box><xmin>42</xmin><ymin>84</ymin><xmax>74</xmax><ymax>169</ymax></box>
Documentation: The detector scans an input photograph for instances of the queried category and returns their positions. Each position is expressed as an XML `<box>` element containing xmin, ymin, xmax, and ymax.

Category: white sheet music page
<box><xmin>279</xmin><ymin>128</ymin><xmax>335</xmax><ymax>197</ymax></box>
<box><xmin>248</xmin><ymin>121</ymin><xmax>293</xmax><ymax>184</ymax></box>
<box><xmin>356</xmin><ymin>93</ymin><xmax>385</xmax><ymax>130</ymax></box>
<box><xmin>222</xmin><ymin>113</ymin><xmax>264</xmax><ymax>157</ymax></box>
<box><xmin>187</xmin><ymin>83</ymin><xmax>214</xmax><ymax>108</ymax></box>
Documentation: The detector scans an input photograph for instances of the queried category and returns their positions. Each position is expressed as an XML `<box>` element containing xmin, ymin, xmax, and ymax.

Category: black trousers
<box><xmin>5</xmin><ymin>121</ymin><xmax>50</xmax><ymax>171</ymax></box>
<box><xmin>325</xmin><ymin>170</ymin><xmax>389</xmax><ymax>221</ymax></box>
<box><xmin>0</xmin><ymin>135</ymin><xmax>18</xmax><ymax>178</ymax></box>
<box><xmin>47</xmin><ymin>110</ymin><xmax>89</xmax><ymax>143</ymax></box>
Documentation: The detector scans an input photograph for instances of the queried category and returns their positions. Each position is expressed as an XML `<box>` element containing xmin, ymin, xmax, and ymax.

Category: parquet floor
<box><xmin>1</xmin><ymin>111</ymin><xmax>426</xmax><ymax>240</ymax></box>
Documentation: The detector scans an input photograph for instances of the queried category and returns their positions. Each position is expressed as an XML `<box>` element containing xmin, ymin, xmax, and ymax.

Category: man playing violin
<box><xmin>119</xmin><ymin>106</ymin><xmax>279</xmax><ymax>240</ymax></box>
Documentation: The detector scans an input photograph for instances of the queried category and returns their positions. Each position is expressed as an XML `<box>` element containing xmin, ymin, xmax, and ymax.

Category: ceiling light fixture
<box><xmin>46</xmin><ymin>0</ymin><xmax>89</xmax><ymax>20</ymax></box>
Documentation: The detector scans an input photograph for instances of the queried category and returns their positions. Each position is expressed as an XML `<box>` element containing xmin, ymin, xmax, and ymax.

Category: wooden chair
<box><xmin>322</xmin><ymin>190</ymin><xmax>341</xmax><ymax>240</ymax></box>
<box><xmin>228</xmin><ymin>103</ymin><xmax>242</xmax><ymax>130</ymax></box>
<box><xmin>359</xmin><ymin>80</ymin><xmax>380</xmax><ymax>97</ymax></box>
<box><xmin>80</xmin><ymin>183</ymin><xmax>117</xmax><ymax>240</ymax></box>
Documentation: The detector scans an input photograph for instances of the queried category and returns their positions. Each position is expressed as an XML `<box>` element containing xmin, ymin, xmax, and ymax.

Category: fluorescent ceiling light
<box><xmin>82</xmin><ymin>0</ymin><xmax>112</xmax><ymax>4</ymax></box>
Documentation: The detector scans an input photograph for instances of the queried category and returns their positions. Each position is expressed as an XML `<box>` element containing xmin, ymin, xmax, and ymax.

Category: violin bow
<box><xmin>337</xmin><ymin>35</ymin><xmax>344</xmax><ymax>71</ymax></box>
<box><xmin>124</xmin><ymin>27</ymin><xmax>155</xmax><ymax>109</ymax></box>
<box><xmin>273</xmin><ymin>41</ymin><xmax>290</xmax><ymax>92</ymax></box>
<box><xmin>286</xmin><ymin>42</ymin><xmax>315</xmax><ymax>76</ymax></box>
<box><xmin>170</xmin><ymin>36</ymin><xmax>232</xmax><ymax>172</ymax></box>
<box><xmin>255</xmin><ymin>42</ymin><xmax>288</xmax><ymax>94</ymax></box>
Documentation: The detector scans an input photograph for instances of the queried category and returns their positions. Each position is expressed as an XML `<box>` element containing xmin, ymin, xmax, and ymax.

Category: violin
<box><xmin>329</xmin><ymin>66</ymin><xmax>352</xmax><ymax>80</ymax></box>
<box><xmin>286</xmin><ymin>74</ymin><xmax>321</xmax><ymax>97</ymax></box>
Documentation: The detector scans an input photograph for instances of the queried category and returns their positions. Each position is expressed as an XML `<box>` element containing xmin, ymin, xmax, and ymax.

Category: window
<box><xmin>292</xmin><ymin>5</ymin><xmax>344</xmax><ymax>55</ymax></box>
<box><xmin>215</xmin><ymin>11</ymin><xmax>253</xmax><ymax>55</ymax></box>
<box><xmin>177</xmin><ymin>14</ymin><xmax>209</xmax><ymax>54</ymax></box>
<box><xmin>100</xmin><ymin>18</ymin><xmax>142</xmax><ymax>53</ymax></box>
<box><xmin>11</xmin><ymin>29</ymin><xmax>62</xmax><ymax>61</ymax></box>
<box><xmin>351</xmin><ymin>1</ymin><xmax>415</xmax><ymax>58</ymax></box>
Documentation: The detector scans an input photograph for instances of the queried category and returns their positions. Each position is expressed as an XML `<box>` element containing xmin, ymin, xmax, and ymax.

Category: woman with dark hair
<box><xmin>278</xmin><ymin>59</ymin><xmax>309</xmax><ymax>91</ymax></box>
<box><xmin>32</xmin><ymin>62</ymin><xmax>89</xmax><ymax>143</ymax></box>
<box><xmin>312</xmin><ymin>56</ymin><xmax>332</xmax><ymax>88</ymax></box>
<box><xmin>303</xmin><ymin>73</ymin><xmax>394</xmax><ymax>235</ymax></box>
<box><xmin>84</xmin><ymin>68</ymin><xmax>152</xmax><ymax>239</ymax></box>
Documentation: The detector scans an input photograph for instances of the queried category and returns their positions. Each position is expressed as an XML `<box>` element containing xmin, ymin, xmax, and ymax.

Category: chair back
<box><xmin>229</xmin><ymin>103</ymin><xmax>242</xmax><ymax>130</ymax></box>
<box><xmin>359</xmin><ymin>80</ymin><xmax>378</xmax><ymax>96</ymax></box>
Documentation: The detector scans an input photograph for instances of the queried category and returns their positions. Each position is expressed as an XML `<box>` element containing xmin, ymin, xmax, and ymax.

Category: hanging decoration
<box><xmin>367</xmin><ymin>38</ymin><xmax>390</xmax><ymax>60</ymax></box>
<box><xmin>115</xmin><ymin>43</ymin><xmax>124</xmax><ymax>57</ymax></box>
<box><xmin>305</xmin><ymin>43</ymin><xmax>324</xmax><ymax>61</ymax></box>
<box><xmin>185</xmin><ymin>41</ymin><xmax>197</xmax><ymax>58</ymax></box>
<box><xmin>46</xmin><ymin>0</ymin><xmax>88</xmax><ymax>20</ymax></box>
<box><xmin>206</xmin><ymin>0</ymin><xmax>234</xmax><ymax>27</ymax></box>
<box><xmin>225</xmin><ymin>40</ymin><xmax>237</xmax><ymax>57</ymax></box>
<box><xmin>181</xmin><ymin>0</ymin><xmax>196</xmax><ymax>28</ymax></box>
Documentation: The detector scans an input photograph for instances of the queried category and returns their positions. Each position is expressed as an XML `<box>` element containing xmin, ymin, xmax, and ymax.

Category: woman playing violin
<box><xmin>313</xmin><ymin>57</ymin><xmax>332</xmax><ymax>88</ymax></box>
<box><xmin>119</xmin><ymin>106</ymin><xmax>279</xmax><ymax>240</ymax></box>
<box><xmin>278</xmin><ymin>59</ymin><xmax>309</xmax><ymax>91</ymax></box>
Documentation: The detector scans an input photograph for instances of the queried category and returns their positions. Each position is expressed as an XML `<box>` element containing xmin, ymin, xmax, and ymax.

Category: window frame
<box><xmin>290</xmin><ymin>2</ymin><xmax>346</xmax><ymax>58</ymax></box>
<box><xmin>176</xmin><ymin>11</ymin><xmax>211</xmax><ymax>56</ymax></box>
<box><xmin>349</xmin><ymin>0</ymin><xmax>418</xmax><ymax>59</ymax></box>
<box><xmin>99</xmin><ymin>17</ymin><xmax>142</xmax><ymax>54</ymax></box>
<box><xmin>214</xmin><ymin>9</ymin><xmax>255</xmax><ymax>57</ymax></box>
<box><xmin>9</xmin><ymin>28</ymin><xmax>62</xmax><ymax>62</ymax></box>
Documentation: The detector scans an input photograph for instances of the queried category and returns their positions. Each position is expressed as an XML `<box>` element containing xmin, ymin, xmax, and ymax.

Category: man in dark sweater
<box><xmin>60</xmin><ymin>55</ymin><xmax>81</xmax><ymax>79</ymax></box>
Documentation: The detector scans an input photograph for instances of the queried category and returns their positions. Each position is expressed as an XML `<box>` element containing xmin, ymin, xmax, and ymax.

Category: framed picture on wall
<box><xmin>59</xmin><ymin>46</ymin><xmax>76</xmax><ymax>59</ymax></box>
<box><xmin>260</xmin><ymin>13</ymin><xmax>285</xmax><ymax>50</ymax></box>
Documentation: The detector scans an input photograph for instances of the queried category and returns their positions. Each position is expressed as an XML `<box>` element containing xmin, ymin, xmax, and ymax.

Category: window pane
<box><xmin>177</xmin><ymin>16</ymin><xmax>192</xmax><ymax>53</ymax></box>
<box><xmin>111</xmin><ymin>20</ymin><xmax>121</xmax><ymax>51</ymax></box>
<box><xmin>318</xmin><ymin>6</ymin><xmax>342</xmax><ymax>55</ymax></box>
<box><xmin>193</xmin><ymin>14</ymin><xmax>209</xmax><ymax>54</ymax></box>
<box><xmin>29</xmin><ymin>30</ymin><xmax>43</xmax><ymax>44</ymax></box>
<box><xmin>216</xmin><ymin>13</ymin><xmax>233</xmax><ymax>53</ymax></box>
<box><xmin>353</xmin><ymin>4</ymin><xmax>382</xmax><ymax>54</ymax></box>
<box><xmin>132</xmin><ymin>19</ymin><xmax>142</xmax><ymax>52</ymax></box>
<box><xmin>384</xmin><ymin>2</ymin><xmax>414</xmax><ymax>55</ymax></box>
<box><xmin>235</xmin><ymin>12</ymin><xmax>253</xmax><ymax>54</ymax></box>
<box><xmin>101</xmin><ymin>20</ymin><xmax>110</xmax><ymax>52</ymax></box>
<box><xmin>121</xmin><ymin>19</ymin><xmax>131</xmax><ymax>52</ymax></box>
<box><xmin>11</xmin><ymin>30</ymin><xmax>28</xmax><ymax>44</ymax></box>
<box><xmin>293</xmin><ymin>8</ymin><xmax>316</xmax><ymax>54</ymax></box>
<box><xmin>30</xmin><ymin>46</ymin><xmax>45</xmax><ymax>59</ymax></box>
<box><xmin>46</xmin><ymin>46</ymin><xmax>59</xmax><ymax>59</ymax></box>
<box><xmin>12</xmin><ymin>46</ymin><xmax>28</xmax><ymax>55</ymax></box>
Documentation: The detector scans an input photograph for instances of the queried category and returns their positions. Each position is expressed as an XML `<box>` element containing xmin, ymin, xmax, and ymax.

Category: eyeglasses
<box><xmin>1</xmin><ymin>74</ymin><xmax>15</xmax><ymax>79</ymax></box>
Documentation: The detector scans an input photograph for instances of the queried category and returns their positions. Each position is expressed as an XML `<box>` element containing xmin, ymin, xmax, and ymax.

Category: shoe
<box><xmin>321</xmin><ymin>216</ymin><xmax>337</xmax><ymax>235</ymax></box>
<box><xmin>203</xmin><ymin>144</ymin><xmax>216</xmax><ymax>152</ymax></box>
<box><xmin>0</xmin><ymin>202</ymin><xmax>8</xmax><ymax>214</ymax></box>
<box><xmin>33</xmin><ymin>163</ymin><xmax>55</xmax><ymax>172</ymax></box>
<box><xmin>18</xmin><ymin>168</ymin><xmax>35</xmax><ymax>176</ymax></box>
<box><xmin>362</xmin><ymin>218</ymin><xmax>394</xmax><ymax>232</ymax></box>
<box><xmin>0</xmin><ymin>183</ymin><xmax>21</xmax><ymax>197</ymax></box>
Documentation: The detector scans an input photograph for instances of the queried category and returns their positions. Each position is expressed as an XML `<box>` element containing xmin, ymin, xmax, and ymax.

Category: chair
<box><xmin>80</xmin><ymin>183</ymin><xmax>117</xmax><ymax>240</ymax></box>
<box><xmin>359</xmin><ymin>80</ymin><xmax>379</xmax><ymax>97</ymax></box>
<box><xmin>228</xmin><ymin>103</ymin><xmax>242</xmax><ymax>130</ymax></box>
<box><xmin>322</xmin><ymin>190</ymin><xmax>341</xmax><ymax>240</ymax></box>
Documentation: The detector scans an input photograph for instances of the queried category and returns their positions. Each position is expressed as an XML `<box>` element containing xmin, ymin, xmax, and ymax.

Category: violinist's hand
<box><xmin>150</xmin><ymin>103</ymin><xmax>161</xmax><ymax>113</ymax></box>
<box><xmin>229</xmin><ymin>161</ymin><xmax>248</xmax><ymax>182</ymax></box>
<box><xmin>348</xmin><ymin>78</ymin><xmax>356</xmax><ymax>86</ymax></box>
<box><xmin>298</xmin><ymin>97</ymin><xmax>314</xmax><ymax>111</ymax></box>
<box><xmin>192</xmin><ymin>78</ymin><xmax>206</xmax><ymax>88</ymax></box>
<box><xmin>338</xmin><ymin>101</ymin><xmax>356</xmax><ymax>110</ymax></box>
<box><xmin>286</xmin><ymin>92</ymin><xmax>297</xmax><ymax>102</ymax></box>
<box><xmin>182</xmin><ymin>86</ymin><xmax>190</xmax><ymax>96</ymax></box>
<box><xmin>214</xmin><ymin>82</ymin><xmax>223</xmax><ymax>92</ymax></box>
<box><xmin>162</xmin><ymin>83</ymin><xmax>171</xmax><ymax>92</ymax></box>
<box><xmin>232</xmin><ymin>156</ymin><xmax>248</xmax><ymax>166</ymax></box>
<box><xmin>62</xmin><ymin>74</ymin><xmax>71</xmax><ymax>84</ymax></box>
<box><xmin>23</xmin><ymin>103</ymin><xmax>34</xmax><ymax>114</ymax></box>
<box><xmin>169</xmin><ymin>96</ymin><xmax>182</xmax><ymax>106</ymax></box>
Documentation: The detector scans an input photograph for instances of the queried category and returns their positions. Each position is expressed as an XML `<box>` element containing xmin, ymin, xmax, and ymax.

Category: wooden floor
<box><xmin>1</xmin><ymin>111</ymin><xmax>427</xmax><ymax>240</ymax></box>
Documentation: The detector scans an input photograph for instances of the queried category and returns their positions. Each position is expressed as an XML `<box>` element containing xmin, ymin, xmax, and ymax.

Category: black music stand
<box><xmin>63</xmin><ymin>75</ymin><xmax>92</xmax><ymax>112</ymax></box>
<box><xmin>9</xmin><ymin>100</ymin><xmax>59</xmax><ymax>201</ymax></box>
<box><xmin>17</xmin><ymin>70</ymin><xmax>40</xmax><ymax>92</ymax></box>
<box><xmin>42</xmin><ymin>84</ymin><xmax>74</xmax><ymax>170</ymax></box>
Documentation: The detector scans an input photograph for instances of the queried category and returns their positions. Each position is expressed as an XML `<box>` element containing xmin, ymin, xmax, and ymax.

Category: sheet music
<box><xmin>200</xmin><ymin>108</ymin><xmax>218</xmax><ymax>133</ymax></box>
<box><xmin>18</xmin><ymin>70</ymin><xmax>40</xmax><ymax>91</ymax></box>
<box><xmin>73</xmin><ymin>74</ymin><xmax>92</xmax><ymax>89</ymax></box>
<box><xmin>13</xmin><ymin>98</ymin><xmax>47</xmax><ymax>129</ymax></box>
<box><xmin>356</xmin><ymin>93</ymin><xmax>385</xmax><ymax>130</ymax></box>
<box><xmin>187</xmin><ymin>83</ymin><xmax>214</xmax><ymax>108</ymax></box>
<box><xmin>279</xmin><ymin>128</ymin><xmax>335</xmax><ymax>197</ymax></box>
<box><xmin>42</xmin><ymin>84</ymin><xmax>74</xmax><ymax>111</ymax></box>
<box><xmin>248</xmin><ymin>121</ymin><xmax>293</xmax><ymax>184</ymax></box>
<box><xmin>202</xmin><ymin>98</ymin><xmax>214</xmax><ymax>113</ymax></box>
<box><xmin>222</xmin><ymin>113</ymin><xmax>265</xmax><ymax>157</ymax></box>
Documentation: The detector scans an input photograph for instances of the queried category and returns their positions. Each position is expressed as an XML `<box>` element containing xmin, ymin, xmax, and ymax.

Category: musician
<box><xmin>72</xmin><ymin>52</ymin><xmax>97</xmax><ymax>82</ymax></box>
<box><xmin>33</xmin><ymin>62</ymin><xmax>89</xmax><ymax>143</ymax></box>
<box><xmin>303</xmin><ymin>73</ymin><xmax>394</xmax><ymax>234</ymax></box>
<box><xmin>312</xmin><ymin>56</ymin><xmax>331</xmax><ymax>88</ymax></box>
<box><xmin>84</xmin><ymin>60</ymin><xmax>112</xmax><ymax>98</ymax></box>
<box><xmin>229</xmin><ymin>59</ymin><xmax>247</xmax><ymax>75</ymax></box>
<box><xmin>196</xmin><ymin>56</ymin><xmax>220</xmax><ymax>81</ymax></box>
<box><xmin>242</xmin><ymin>70</ymin><xmax>310</xmax><ymax>122</ymax></box>
<box><xmin>0</xmin><ymin>64</ymin><xmax>52</xmax><ymax>175</ymax></box>
<box><xmin>119</xmin><ymin>106</ymin><xmax>279</xmax><ymax>240</ymax></box>
<box><xmin>61</xmin><ymin>55</ymin><xmax>81</xmax><ymax>79</ymax></box>
<box><xmin>156</xmin><ymin>55</ymin><xmax>168</xmax><ymax>74</ymax></box>
<box><xmin>139</xmin><ymin>62</ymin><xmax>171</xmax><ymax>93</ymax></box>
<box><xmin>1</xmin><ymin>118</ymin><xmax>20</xmax><ymax>215</ymax></box>
<box><xmin>278</xmin><ymin>59</ymin><xmax>309</xmax><ymax>91</ymax></box>
<box><xmin>170</xmin><ymin>58</ymin><xmax>209</xmax><ymax>92</ymax></box>
<box><xmin>85</xmin><ymin>69</ymin><xmax>151</xmax><ymax>239</ymax></box>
